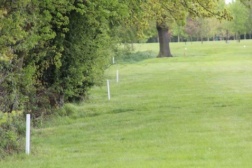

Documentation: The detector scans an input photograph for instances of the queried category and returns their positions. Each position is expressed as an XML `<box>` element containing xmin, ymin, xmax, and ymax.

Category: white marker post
<box><xmin>107</xmin><ymin>80</ymin><xmax>111</xmax><ymax>100</ymax></box>
<box><xmin>26</xmin><ymin>114</ymin><xmax>31</xmax><ymax>155</ymax></box>
<box><xmin>112</xmin><ymin>57</ymin><xmax>115</xmax><ymax>64</ymax></box>
<box><xmin>116</xmin><ymin>70</ymin><xmax>119</xmax><ymax>83</ymax></box>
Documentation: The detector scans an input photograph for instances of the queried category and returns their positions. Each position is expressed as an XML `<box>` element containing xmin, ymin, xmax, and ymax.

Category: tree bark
<box><xmin>156</xmin><ymin>23</ymin><xmax>172</xmax><ymax>57</ymax></box>
<box><xmin>226</xmin><ymin>30</ymin><xmax>229</xmax><ymax>43</ymax></box>
<box><xmin>237</xmin><ymin>31</ymin><xmax>241</xmax><ymax>43</ymax></box>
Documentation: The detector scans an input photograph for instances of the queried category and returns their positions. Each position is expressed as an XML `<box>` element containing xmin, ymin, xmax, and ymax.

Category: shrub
<box><xmin>115</xmin><ymin>49</ymin><xmax>155</xmax><ymax>63</ymax></box>
<box><xmin>0</xmin><ymin>115</ymin><xmax>25</xmax><ymax>159</ymax></box>
<box><xmin>56</xmin><ymin>103</ymin><xmax>78</xmax><ymax>117</ymax></box>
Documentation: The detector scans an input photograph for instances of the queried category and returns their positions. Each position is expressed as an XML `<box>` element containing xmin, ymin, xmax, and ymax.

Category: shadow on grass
<box><xmin>115</xmin><ymin>51</ymin><xmax>156</xmax><ymax>64</ymax></box>
<box><xmin>110</xmin><ymin>108</ymin><xmax>135</xmax><ymax>114</ymax></box>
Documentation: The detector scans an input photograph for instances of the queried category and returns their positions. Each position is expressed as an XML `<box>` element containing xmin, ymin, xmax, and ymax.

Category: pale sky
<box><xmin>225</xmin><ymin>0</ymin><xmax>234</xmax><ymax>4</ymax></box>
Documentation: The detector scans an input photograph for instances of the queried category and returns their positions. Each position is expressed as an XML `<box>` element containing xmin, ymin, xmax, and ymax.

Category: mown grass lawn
<box><xmin>1</xmin><ymin>40</ymin><xmax>252</xmax><ymax>167</ymax></box>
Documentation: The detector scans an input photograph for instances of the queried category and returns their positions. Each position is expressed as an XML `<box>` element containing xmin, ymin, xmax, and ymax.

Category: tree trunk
<box><xmin>156</xmin><ymin>23</ymin><xmax>172</xmax><ymax>57</ymax></box>
<box><xmin>226</xmin><ymin>30</ymin><xmax>229</xmax><ymax>43</ymax></box>
<box><xmin>237</xmin><ymin>31</ymin><xmax>241</xmax><ymax>43</ymax></box>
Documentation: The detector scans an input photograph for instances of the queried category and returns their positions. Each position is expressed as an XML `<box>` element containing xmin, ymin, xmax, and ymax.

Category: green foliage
<box><xmin>0</xmin><ymin>0</ymin><xmax>130</xmax><ymax>155</ymax></box>
<box><xmin>59</xmin><ymin>6</ymin><xmax>113</xmax><ymax>102</ymax></box>
<box><xmin>240</xmin><ymin>0</ymin><xmax>252</xmax><ymax>8</ymax></box>
<box><xmin>228</xmin><ymin>1</ymin><xmax>249</xmax><ymax>37</ymax></box>
<box><xmin>0</xmin><ymin>0</ymin><xmax>128</xmax><ymax>115</ymax></box>
<box><xmin>175</xmin><ymin>0</ymin><xmax>251</xmax><ymax>42</ymax></box>
<box><xmin>114</xmin><ymin>46</ymin><xmax>156</xmax><ymax>63</ymax></box>
<box><xmin>0</xmin><ymin>115</ymin><xmax>25</xmax><ymax>159</ymax></box>
<box><xmin>123</xmin><ymin>0</ymin><xmax>231</xmax><ymax>32</ymax></box>
<box><xmin>58</xmin><ymin>103</ymin><xmax>77</xmax><ymax>117</ymax></box>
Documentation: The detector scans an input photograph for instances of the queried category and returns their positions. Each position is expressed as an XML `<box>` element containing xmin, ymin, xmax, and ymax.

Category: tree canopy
<box><xmin>122</xmin><ymin>0</ymin><xmax>231</xmax><ymax>57</ymax></box>
<box><xmin>0</xmin><ymin>0</ymin><xmax>127</xmax><ymax>115</ymax></box>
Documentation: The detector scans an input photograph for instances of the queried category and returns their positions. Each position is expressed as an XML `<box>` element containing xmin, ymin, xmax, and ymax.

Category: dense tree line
<box><xmin>0</xmin><ymin>0</ymin><xmax>128</xmax><ymax>156</ymax></box>
<box><xmin>0</xmin><ymin>0</ymin><xmax>127</xmax><ymax>117</ymax></box>
<box><xmin>170</xmin><ymin>0</ymin><xmax>252</xmax><ymax>42</ymax></box>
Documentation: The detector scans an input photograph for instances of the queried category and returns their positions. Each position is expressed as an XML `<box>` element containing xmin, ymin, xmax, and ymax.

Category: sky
<box><xmin>225</xmin><ymin>0</ymin><xmax>234</xmax><ymax>4</ymax></box>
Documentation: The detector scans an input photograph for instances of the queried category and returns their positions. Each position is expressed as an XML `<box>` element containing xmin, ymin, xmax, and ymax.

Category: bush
<box><xmin>56</xmin><ymin>103</ymin><xmax>78</xmax><ymax>117</ymax></box>
<box><xmin>0</xmin><ymin>115</ymin><xmax>25</xmax><ymax>159</ymax></box>
<box><xmin>115</xmin><ymin>49</ymin><xmax>155</xmax><ymax>63</ymax></box>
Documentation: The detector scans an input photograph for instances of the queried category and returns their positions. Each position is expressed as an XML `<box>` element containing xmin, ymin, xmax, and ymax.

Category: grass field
<box><xmin>1</xmin><ymin>40</ymin><xmax>252</xmax><ymax>167</ymax></box>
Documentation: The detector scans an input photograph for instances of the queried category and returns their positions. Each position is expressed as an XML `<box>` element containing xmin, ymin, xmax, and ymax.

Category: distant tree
<box><xmin>172</xmin><ymin>21</ymin><xmax>187</xmax><ymax>43</ymax></box>
<box><xmin>245</xmin><ymin>4</ymin><xmax>252</xmax><ymax>39</ymax></box>
<box><xmin>228</xmin><ymin>0</ymin><xmax>249</xmax><ymax>42</ymax></box>
<box><xmin>204</xmin><ymin>18</ymin><xmax>222</xmax><ymax>41</ymax></box>
<box><xmin>125</xmin><ymin>0</ymin><xmax>231</xmax><ymax>57</ymax></box>
<box><xmin>184</xmin><ymin>18</ymin><xmax>200</xmax><ymax>42</ymax></box>
<box><xmin>240</xmin><ymin>0</ymin><xmax>252</xmax><ymax>8</ymax></box>
<box><xmin>184</xmin><ymin>17</ymin><xmax>212</xmax><ymax>43</ymax></box>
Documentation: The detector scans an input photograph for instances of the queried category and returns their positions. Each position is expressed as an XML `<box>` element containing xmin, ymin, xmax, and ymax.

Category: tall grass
<box><xmin>0</xmin><ymin>40</ymin><xmax>252</xmax><ymax>167</ymax></box>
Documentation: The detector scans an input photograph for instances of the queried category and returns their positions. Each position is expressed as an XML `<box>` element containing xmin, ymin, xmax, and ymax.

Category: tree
<box><xmin>58</xmin><ymin>0</ymin><xmax>126</xmax><ymax>103</ymax></box>
<box><xmin>201</xmin><ymin>18</ymin><xmax>221</xmax><ymax>41</ymax></box>
<box><xmin>0</xmin><ymin>0</ymin><xmax>130</xmax><ymax>156</ymax></box>
<box><xmin>184</xmin><ymin>17</ymin><xmax>212</xmax><ymax>43</ymax></box>
<box><xmin>125</xmin><ymin>0</ymin><xmax>231</xmax><ymax>57</ymax></box>
<box><xmin>227</xmin><ymin>0</ymin><xmax>249</xmax><ymax>42</ymax></box>
<box><xmin>184</xmin><ymin>17</ymin><xmax>200</xmax><ymax>42</ymax></box>
<box><xmin>240</xmin><ymin>0</ymin><xmax>252</xmax><ymax>8</ymax></box>
<box><xmin>245</xmin><ymin>7</ymin><xmax>252</xmax><ymax>39</ymax></box>
<box><xmin>172</xmin><ymin>22</ymin><xmax>186</xmax><ymax>43</ymax></box>
<box><xmin>0</xmin><ymin>0</ymin><xmax>128</xmax><ymax>116</ymax></box>
<box><xmin>0</xmin><ymin>0</ymin><xmax>42</xmax><ymax>113</ymax></box>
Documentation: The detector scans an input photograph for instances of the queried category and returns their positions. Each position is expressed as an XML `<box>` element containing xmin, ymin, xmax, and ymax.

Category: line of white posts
<box><xmin>25</xmin><ymin>57</ymin><xmax>118</xmax><ymax>155</ymax></box>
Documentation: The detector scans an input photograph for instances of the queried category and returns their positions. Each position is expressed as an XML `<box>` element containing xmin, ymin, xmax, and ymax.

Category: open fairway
<box><xmin>1</xmin><ymin>40</ymin><xmax>252</xmax><ymax>167</ymax></box>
